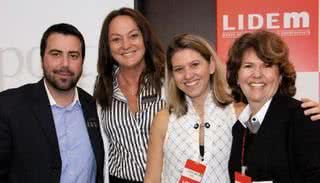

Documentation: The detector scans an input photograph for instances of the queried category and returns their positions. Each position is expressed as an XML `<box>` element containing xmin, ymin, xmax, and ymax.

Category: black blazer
<box><xmin>229</xmin><ymin>93</ymin><xmax>320</xmax><ymax>183</ymax></box>
<box><xmin>0</xmin><ymin>80</ymin><xmax>104</xmax><ymax>183</ymax></box>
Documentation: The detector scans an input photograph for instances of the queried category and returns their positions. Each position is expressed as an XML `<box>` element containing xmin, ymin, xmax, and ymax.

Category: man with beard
<box><xmin>0</xmin><ymin>23</ymin><xmax>104</xmax><ymax>183</ymax></box>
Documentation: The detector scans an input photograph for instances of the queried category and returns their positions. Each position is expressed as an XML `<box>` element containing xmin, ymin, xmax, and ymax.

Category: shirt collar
<box><xmin>112</xmin><ymin>66</ymin><xmax>160</xmax><ymax>102</ymax></box>
<box><xmin>44</xmin><ymin>79</ymin><xmax>80</xmax><ymax>107</ymax></box>
<box><xmin>238</xmin><ymin>98</ymin><xmax>272</xmax><ymax>128</ymax></box>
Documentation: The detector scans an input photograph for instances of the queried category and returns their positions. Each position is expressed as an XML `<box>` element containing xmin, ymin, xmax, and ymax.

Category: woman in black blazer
<box><xmin>226</xmin><ymin>30</ymin><xmax>320</xmax><ymax>182</ymax></box>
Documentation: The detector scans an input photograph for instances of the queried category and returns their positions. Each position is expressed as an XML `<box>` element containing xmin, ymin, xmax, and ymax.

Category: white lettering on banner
<box><xmin>248</xmin><ymin>14</ymin><xmax>263</xmax><ymax>30</ymax></box>
<box><xmin>223</xmin><ymin>11</ymin><xmax>310</xmax><ymax>30</ymax></box>
<box><xmin>283</xmin><ymin>12</ymin><xmax>309</xmax><ymax>28</ymax></box>
<box><xmin>266</xmin><ymin>13</ymin><xmax>280</xmax><ymax>29</ymax></box>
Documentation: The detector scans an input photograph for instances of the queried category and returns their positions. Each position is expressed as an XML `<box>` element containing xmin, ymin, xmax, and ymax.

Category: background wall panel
<box><xmin>0</xmin><ymin>0</ymin><xmax>133</xmax><ymax>93</ymax></box>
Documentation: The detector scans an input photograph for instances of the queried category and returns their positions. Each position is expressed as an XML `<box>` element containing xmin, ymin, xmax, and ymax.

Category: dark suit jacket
<box><xmin>0</xmin><ymin>80</ymin><xmax>104</xmax><ymax>183</ymax></box>
<box><xmin>229</xmin><ymin>93</ymin><xmax>320</xmax><ymax>183</ymax></box>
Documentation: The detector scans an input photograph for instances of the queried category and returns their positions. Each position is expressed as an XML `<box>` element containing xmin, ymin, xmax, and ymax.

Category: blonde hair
<box><xmin>166</xmin><ymin>34</ymin><xmax>233</xmax><ymax>117</ymax></box>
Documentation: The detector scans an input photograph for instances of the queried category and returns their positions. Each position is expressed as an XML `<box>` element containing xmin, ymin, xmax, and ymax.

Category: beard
<box><xmin>43</xmin><ymin>67</ymin><xmax>82</xmax><ymax>91</ymax></box>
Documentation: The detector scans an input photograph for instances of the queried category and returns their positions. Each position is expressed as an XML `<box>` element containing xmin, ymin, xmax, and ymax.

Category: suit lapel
<box><xmin>31</xmin><ymin>80</ymin><xmax>60</xmax><ymax>155</ymax></box>
<box><xmin>78</xmin><ymin>88</ymin><xmax>102</xmax><ymax>164</ymax></box>
<box><xmin>258</xmin><ymin>94</ymin><xmax>289</xmax><ymax>135</ymax></box>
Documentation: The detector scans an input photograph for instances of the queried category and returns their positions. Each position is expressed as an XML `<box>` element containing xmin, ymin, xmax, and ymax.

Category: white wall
<box><xmin>0</xmin><ymin>0</ymin><xmax>134</xmax><ymax>94</ymax></box>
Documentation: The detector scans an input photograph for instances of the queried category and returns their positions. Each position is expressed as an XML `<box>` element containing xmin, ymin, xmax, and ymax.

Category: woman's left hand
<box><xmin>301</xmin><ymin>98</ymin><xmax>320</xmax><ymax>121</ymax></box>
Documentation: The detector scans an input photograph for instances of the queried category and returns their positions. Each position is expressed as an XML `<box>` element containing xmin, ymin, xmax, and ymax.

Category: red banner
<box><xmin>216</xmin><ymin>0</ymin><xmax>319</xmax><ymax>72</ymax></box>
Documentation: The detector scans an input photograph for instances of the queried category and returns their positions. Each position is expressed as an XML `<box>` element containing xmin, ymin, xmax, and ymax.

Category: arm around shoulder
<box><xmin>292</xmin><ymin>107</ymin><xmax>320</xmax><ymax>182</ymax></box>
<box><xmin>301</xmin><ymin>97</ymin><xmax>320</xmax><ymax>121</ymax></box>
<box><xmin>144</xmin><ymin>109</ymin><xmax>170</xmax><ymax>183</ymax></box>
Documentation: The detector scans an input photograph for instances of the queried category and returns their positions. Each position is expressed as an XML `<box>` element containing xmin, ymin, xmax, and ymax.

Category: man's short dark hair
<box><xmin>40</xmin><ymin>23</ymin><xmax>85</xmax><ymax>60</ymax></box>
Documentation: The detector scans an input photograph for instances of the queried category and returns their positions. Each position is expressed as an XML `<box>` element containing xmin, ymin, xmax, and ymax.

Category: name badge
<box><xmin>235</xmin><ymin>172</ymin><xmax>273</xmax><ymax>183</ymax></box>
<box><xmin>235</xmin><ymin>171</ymin><xmax>252</xmax><ymax>183</ymax></box>
<box><xmin>179</xmin><ymin>159</ymin><xmax>206</xmax><ymax>183</ymax></box>
<box><xmin>86</xmin><ymin>118</ymin><xmax>98</xmax><ymax>128</ymax></box>
<box><xmin>141</xmin><ymin>95</ymin><xmax>158</xmax><ymax>103</ymax></box>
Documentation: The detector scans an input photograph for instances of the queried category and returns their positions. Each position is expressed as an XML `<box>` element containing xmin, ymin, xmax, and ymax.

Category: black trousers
<box><xmin>109</xmin><ymin>175</ymin><xmax>143</xmax><ymax>183</ymax></box>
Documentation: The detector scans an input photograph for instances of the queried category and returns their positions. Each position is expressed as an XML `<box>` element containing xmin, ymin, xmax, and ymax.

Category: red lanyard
<box><xmin>241</xmin><ymin>128</ymin><xmax>248</xmax><ymax>167</ymax></box>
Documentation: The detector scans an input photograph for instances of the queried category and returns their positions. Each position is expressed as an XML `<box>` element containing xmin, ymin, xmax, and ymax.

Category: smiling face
<box><xmin>42</xmin><ymin>33</ymin><xmax>83</xmax><ymax>92</ymax></box>
<box><xmin>108</xmin><ymin>15</ymin><xmax>146</xmax><ymax>70</ymax></box>
<box><xmin>237</xmin><ymin>49</ymin><xmax>281</xmax><ymax>111</ymax></box>
<box><xmin>171</xmin><ymin>48</ymin><xmax>215</xmax><ymax>103</ymax></box>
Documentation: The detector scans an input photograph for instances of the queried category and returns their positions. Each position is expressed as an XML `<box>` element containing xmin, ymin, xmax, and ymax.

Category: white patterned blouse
<box><xmin>161</xmin><ymin>93</ymin><xmax>236</xmax><ymax>183</ymax></box>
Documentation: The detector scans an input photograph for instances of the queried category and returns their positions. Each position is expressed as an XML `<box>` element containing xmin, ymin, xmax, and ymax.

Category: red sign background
<box><xmin>216</xmin><ymin>0</ymin><xmax>319</xmax><ymax>72</ymax></box>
